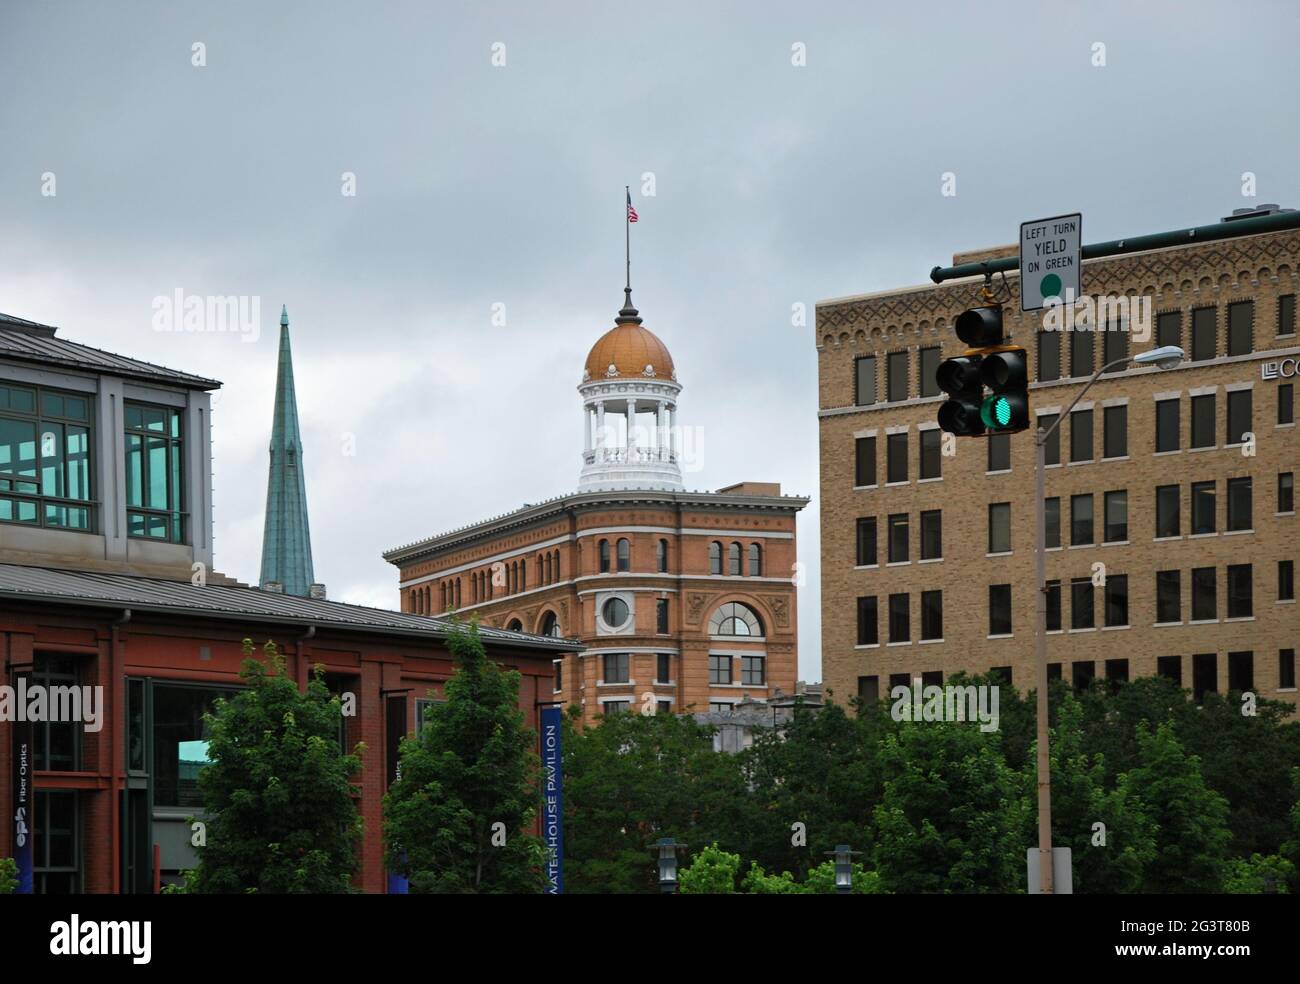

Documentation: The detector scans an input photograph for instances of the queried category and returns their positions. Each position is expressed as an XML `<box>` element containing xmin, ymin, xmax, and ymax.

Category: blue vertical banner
<box><xmin>540</xmin><ymin>705</ymin><xmax>564</xmax><ymax>894</ymax></box>
<box><xmin>12</xmin><ymin>717</ymin><xmax>34</xmax><ymax>893</ymax></box>
<box><xmin>385</xmin><ymin>695</ymin><xmax>409</xmax><ymax>894</ymax></box>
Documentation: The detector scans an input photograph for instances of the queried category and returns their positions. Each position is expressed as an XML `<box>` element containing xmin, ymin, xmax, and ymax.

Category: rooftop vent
<box><xmin>309</xmin><ymin>583</ymin><xmax>327</xmax><ymax>600</ymax></box>
<box><xmin>1222</xmin><ymin>203</ymin><xmax>1295</xmax><ymax>222</ymax></box>
<box><xmin>261</xmin><ymin>580</ymin><xmax>283</xmax><ymax>594</ymax></box>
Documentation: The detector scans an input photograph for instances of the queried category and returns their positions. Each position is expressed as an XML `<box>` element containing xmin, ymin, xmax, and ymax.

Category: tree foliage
<box><xmin>383</xmin><ymin>619</ymin><xmax>544</xmax><ymax>893</ymax></box>
<box><xmin>185</xmin><ymin>639</ymin><xmax>362</xmax><ymax>894</ymax></box>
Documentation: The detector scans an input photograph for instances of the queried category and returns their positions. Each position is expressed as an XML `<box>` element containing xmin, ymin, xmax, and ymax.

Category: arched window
<box><xmin>709</xmin><ymin>602</ymin><xmax>764</xmax><ymax>637</ymax></box>
<box><xmin>599</xmin><ymin>539</ymin><xmax>611</xmax><ymax>573</ymax></box>
<box><xmin>728</xmin><ymin>542</ymin><xmax>742</xmax><ymax>576</ymax></box>
<box><xmin>506</xmin><ymin>618</ymin><xmax>523</xmax><ymax>632</ymax></box>
<box><xmin>543</xmin><ymin>553</ymin><xmax>551</xmax><ymax>584</ymax></box>
<box><xmin>553</xmin><ymin>550</ymin><xmax>561</xmax><ymax>580</ymax></box>
<box><xmin>709</xmin><ymin>541</ymin><xmax>722</xmax><ymax>575</ymax></box>
<box><xmin>617</xmin><ymin>538</ymin><xmax>630</xmax><ymax>572</ymax></box>
<box><xmin>540</xmin><ymin>611</ymin><xmax>560</xmax><ymax>637</ymax></box>
<box><xmin>748</xmin><ymin>543</ymin><xmax>762</xmax><ymax>577</ymax></box>
<box><xmin>520</xmin><ymin>559</ymin><xmax>527</xmax><ymax>591</ymax></box>
<box><xmin>455</xmin><ymin>579</ymin><xmax>461</xmax><ymax>607</ymax></box>
<box><xmin>657</xmin><ymin>538</ymin><xmax>668</xmax><ymax>573</ymax></box>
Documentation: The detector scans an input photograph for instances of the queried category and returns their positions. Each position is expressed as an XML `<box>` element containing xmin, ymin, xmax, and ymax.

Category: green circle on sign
<box><xmin>1040</xmin><ymin>273</ymin><xmax>1062</xmax><ymax>300</ymax></box>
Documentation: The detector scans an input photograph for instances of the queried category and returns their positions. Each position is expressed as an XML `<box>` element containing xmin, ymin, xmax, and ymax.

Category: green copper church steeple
<box><xmin>259</xmin><ymin>304</ymin><xmax>315</xmax><ymax>596</ymax></box>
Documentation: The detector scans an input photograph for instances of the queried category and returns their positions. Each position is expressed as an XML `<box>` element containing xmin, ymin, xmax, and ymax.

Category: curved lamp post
<box><xmin>1031</xmin><ymin>344</ymin><xmax>1184</xmax><ymax>894</ymax></box>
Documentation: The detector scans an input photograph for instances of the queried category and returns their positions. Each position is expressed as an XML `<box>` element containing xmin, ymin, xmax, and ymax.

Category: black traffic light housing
<box><xmin>935</xmin><ymin>304</ymin><xmax>1030</xmax><ymax>436</ymax></box>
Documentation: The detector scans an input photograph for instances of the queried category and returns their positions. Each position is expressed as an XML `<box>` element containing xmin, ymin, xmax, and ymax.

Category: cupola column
<box><xmin>583</xmin><ymin>403</ymin><xmax>593</xmax><ymax>455</ymax></box>
<box><xmin>595</xmin><ymin>401</ymin><xmax>606</xmax><ymax>461</ymax></box>
<box><xmin>626</xmin><ymin>398</ymin><xmax>637</xmax><ymax>459</ymax></box>
<box><xmin>656</xmin><ymin>401</ymin><xmax>667</xmax><ymax>460</ymax></box>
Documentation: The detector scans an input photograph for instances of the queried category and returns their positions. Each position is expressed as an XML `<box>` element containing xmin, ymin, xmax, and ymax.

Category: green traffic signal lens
<box><xmin>980</xmin><ymin>394</ymin><xmax>1012</xmax><ymax>429</ymax></box>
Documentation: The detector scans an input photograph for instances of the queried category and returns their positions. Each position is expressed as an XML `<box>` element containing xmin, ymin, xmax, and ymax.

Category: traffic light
<box><xmin>935</xmin><ymin>304</ymin><xmax>1029</xmax><ymax>436</ymax></box>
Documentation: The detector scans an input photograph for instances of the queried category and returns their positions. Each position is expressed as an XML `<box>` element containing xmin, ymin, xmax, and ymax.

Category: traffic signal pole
<box><xmin>1034</xmin><ymin>426</ymin><xmax>1053</xmax><ymax>895</ymax></box>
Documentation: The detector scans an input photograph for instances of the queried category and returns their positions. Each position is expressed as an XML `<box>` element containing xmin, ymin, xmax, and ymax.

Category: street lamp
<box><xmin>1031</xmin><ymin>343</ymin><xmax>1184</xmax><ymax>894</ymax></box>
<box><xmin>653</xmin><ymin>837</ymin><xmax>684</xmax><ymax>893</ymax></box>
<box><xmin>823</xmin><ymin>844</ymin><xmax>860</xmax><ymax>894</ymax></box>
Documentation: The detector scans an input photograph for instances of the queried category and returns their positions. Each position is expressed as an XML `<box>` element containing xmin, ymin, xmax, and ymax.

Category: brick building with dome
<box><xmin>383</xmin><ymin>286</ymin><xmax>809</xmax><ymax>724</ymax></box>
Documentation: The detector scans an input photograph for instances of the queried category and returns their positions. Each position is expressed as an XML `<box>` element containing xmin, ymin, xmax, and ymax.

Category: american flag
<box><xmin>626</xmin><ymin>191</ymin><xmax>638</xmax><ymax>223</ymax></box>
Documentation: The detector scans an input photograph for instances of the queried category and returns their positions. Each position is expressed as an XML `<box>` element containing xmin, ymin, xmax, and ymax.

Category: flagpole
<box><xmin>625</xmin><ymin>185</ymin><xmax>631</xmax><ymax>291</ymax></box>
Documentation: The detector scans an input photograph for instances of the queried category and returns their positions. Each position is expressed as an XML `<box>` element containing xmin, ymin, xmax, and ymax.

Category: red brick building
<box><xmin>384</xmin><ymin>290</ymin><xmax>809</xmax><ymax>724</ymax></box>
<box><xmin>0</xmin><ymin>311</ymin><xmax>577</xmax><ymax>893</ymax></box>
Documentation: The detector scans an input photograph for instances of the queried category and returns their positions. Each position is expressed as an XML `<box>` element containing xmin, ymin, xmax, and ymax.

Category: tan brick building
<box><xmin>385</xmin><ymin>288</ymin><xmax>808</xmax><ymax>724</ymax></box>
<box><xmin>817</xmin><ymin>209</ymin><xmax>1299</xmax><ymax>709</ymax></box>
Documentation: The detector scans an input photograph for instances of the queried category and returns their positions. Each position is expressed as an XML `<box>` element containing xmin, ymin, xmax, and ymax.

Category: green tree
<box><xmin>1124</xmin><ymin>721</ymin><xmax>1232</xmax><ymax>893</ymax></box>
<box><xmin>563</xmin><ymin>707</ymin><xmax>752</xmax><ymax>893</ymax></box>
<box><xmin>802</xmin><ymin>858</ymin><xmax>884</xmax><ymax>894</ymax></box>
<box><xmin>0</xmin><ymin>856</ymin><xmax>16</xmax><ymax>894</ymax></box>
<box><xmin>185</xmin><ymin>639</ymin><xmax>362</xmax><ymax>893</ymax></box>
<box><xmin>384</xmin><ymin>619</ymin><xmax>544</xmax><ymax>893</ymax></box>
<box><xmin>873</xmin><ymin>721</ymin><xmax>1029</xmax><ymax>893</ymax></box>
<box><xmin>1223</xmin><ymin>854</ymin><xmax>1294</xmax><ymax>894</ymax></box>
<box><xmin>677</xmin><ymin>843</ymin><xmax>741</xmax><ymax>894</ymax></box>
<box><xmin>1032</xmin><ymin>693</ymin><xmax>1156</xmax><ymax>893</ymax></box>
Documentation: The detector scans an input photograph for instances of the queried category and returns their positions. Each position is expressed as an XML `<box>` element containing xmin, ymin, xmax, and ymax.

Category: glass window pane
<box><xmin>1192</xmin><ymin>307</ymin><xmax>1216</xmax><ymax>361</ymax></box>
<box><xmin>919</xmin><ymin>348</ymin><xmax>940</xmax><ymax>398</ymax></box>
<box><xmin>1155</xmin><ymin>399</ymin><xmax>1179</xmax><ymax>452</ymax></box>
<box><xmin>1070</xmin><ymin>410</ymin><xmax>1092</xmax><ymax>462</ymax></box>
<box><xmin>1037</xmin><ymin>331</ymin><xmax>1060</xmax><ymax>382</ymax></box>
<box><xmin>855</xmin><ymin>356</ymin><xmax>876</xmax><ymax>405</ymax></box>
<box><xmin>887</xmin><ymin>351</ymin><xmax>908</xmax><ymax>403</ymax></box>
<box><xmin>1227</xmin><ymin>301</ymin><xmax>1253</xmax><ymax>356</ymax></box>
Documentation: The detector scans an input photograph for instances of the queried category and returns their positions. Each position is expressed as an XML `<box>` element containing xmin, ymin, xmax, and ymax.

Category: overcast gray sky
<box><xmin>2</xmin><ymin>1</ymin><xmax>1297</xmax><ymax>679</ymax></box>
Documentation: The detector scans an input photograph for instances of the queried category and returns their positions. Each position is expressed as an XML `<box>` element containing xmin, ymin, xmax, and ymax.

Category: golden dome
<box><xmin>583</xmin><ymin>291</ymin><xmax>675</xmax><ymax>381</ymax></box>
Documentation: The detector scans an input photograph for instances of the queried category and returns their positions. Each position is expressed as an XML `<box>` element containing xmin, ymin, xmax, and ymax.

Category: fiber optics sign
<box><xmin>1020</xmin><ymin>213</ymin><xmax>1081</xmax><ymax>312</ymax></box>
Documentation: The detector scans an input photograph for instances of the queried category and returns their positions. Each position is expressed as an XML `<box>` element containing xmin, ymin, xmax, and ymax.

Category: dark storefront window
<box><xmin>31</xmin><ymin>655</ymin><xmax>83</xmax><ymax>771</ymax></box>
<box><xmin>152</xmin><ymin>683</ymin><xmax>238</xmax><ymax>809</ymax></box>
<box><xmin>34</xmin><ymin>790</ymin><xmax>81</xmax><ymax>894</ymax></box>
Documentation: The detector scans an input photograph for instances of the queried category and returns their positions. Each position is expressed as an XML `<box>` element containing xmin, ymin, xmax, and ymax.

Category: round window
<box><xmin>601</xmin><ymin>597</ymin><xmax>630</xmax><ymax>627</ymax></box>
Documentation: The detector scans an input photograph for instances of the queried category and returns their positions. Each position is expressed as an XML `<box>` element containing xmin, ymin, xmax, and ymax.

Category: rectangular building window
<box><xmin>1046</xmin><ymin>580</ymin><xmax>1062</xmax><ymax>631</ymax></box>
<box><xmin>855</xmin><ymin>435</ymin><xmax>876</xmax><ymax>487</ymax></box>
<box><xmin>603</xmin><ymin>653</ymin><xmax>630</xmax><ymax>684</ymax></box>
<box><xmin>1071</xmin><ymin>493</ymin><xmax>1094</xmax><ymax>546</ymax></box>
<box><xmin>554</xmin><ymin>661</ymin><xmax>563</xmax><ymax>693</ymax></box>
<box><xmin>1073</xmin><ymin>661</ymin><xmax>1096</xmax><ymax>691</ymax></box>
<box><xmin>1226</xmin><ymin>389</ymin><xmax>1252</xmax><ymax>446</ymax></box>
<box><xmin>887</xmin><ymin>432</ymin><xmax>908</xmax><ymax>483</ymax></box>
<box><xmin>921</xmin><ymin>590</ymin><xmax>943</xmax><ymax>641</ymax></box>
<box><xmin>604</xmin><ymin>700</ymin><xmax>630</xmax><ymax>716</ymax></box>
<box><xmin>1157</xmin><ymin>655</ymin><xmax>1182</xmax><ymax>686</ymax></box>
<box><xmin>656</xmin><ymin>598</ymin><xmax>670</xmax><ymax>634</ymax></box>
<box><xmin>1191</xmin><ymin>567</ymin><xmax>1217</xmax><ymax>621</ymax></box>
<box><xmin>1155</xmin><ymin>398</ymin><xmax>1180</xmax><ymax>452</ymax></box>
<box><xmin>1191</xmin><ymin>307</ymin><xmax>1216</xmax><ymax>361</ymax></box>
<box><xmin>857</xmin><ymin>675</ymin><xmax>880</xmax><ymax>705</ymax></box>
<box><xmin>1070</xmin><ymin>409</ymin><xmax>1093</xmax><ymax>462</ymax></box>
<box><xmin>987</xmin><ymin>432</ymin><xmax>1010</xmax><ymax>472</ymax></box>
<box><xmin>1193</xmin><ymin>653</ymin><xmax>1217</xmax><ymax>702</ymax></box>
<box><xmin>1279</xmin><ymin>294</ymin><xmax>1296</xmax><ymax>336</ymax></box>
<box><xmin>919</xmin><ymin>428</ymin><xmax>941</xmax><ymax>479</ymax></box>
<box><xmin>0</xmin><ymin>383</ymin><xmax>95</xmax><ymax>532</ymax></box>
<box><xmin>1040</xmin><ymin>413</ymin><xmax>1060</xmax><ymax>465</ymax></box>
<box><xmin>988</xmin><ymin>584</ymin><xmax>1012</xmax><ymax>636</ymax></box>
<box><xmin>708</xmin><ymin>655</ymin><xmax>732</xmax><ymax>685</ymax></box>
<box><xmin>854</xmin><ymin>356</ymin><xmax>876</xmax><ymax>406</ymax></box>
<box><xmin>1156</xmin><ymin>311</ymin><xmax>1181</xmax><ymax>349</ymax></box>
<box><xmin>33</xmin><ymin>790</ymin><xmax>81</xmax><ymax>894</ymax></box>
<box><xmin>856</xmin><ymin>596</ymin><xmax>878</xmax><ymax>646</ymax></box>
<box><xmin>1281</xmin><ymin>649</ymin><xmax>1296</xmax><ymax>690</ymax></box>
<box><xmin>1156</xmin><ymin>570</ymin><xmax>1181</xmax><ymax>623</ymax></box>
<box><xmin>1227</xmin><ymin>300</ymin><xmax>1253</xmax><ymax>356</ymax></box>
<box><xmin>888</xmin><ymin>593</ymin><xmax>910</xmax><ymax>643</ymax></box>
<box><xmin>741</xmin><ymin>656</ymin><xmax>766</xmax><ymax>686</ymax></box>
<box><xmin>1280</xmin><ymin>560</ymin><xmax>1295</xmax><ymax>602</ymax></box>
<box><xmin>31</xmin><ymin>655</ymin><xmax>82</xmax><ymax>771</ymax></box>
<box><xmin>1071</xmin><ymin>578</ymin><xmax>1095</xmax><ymax>630</ymax></box>
<box><xmin>1156</xmin><ymin>484</ymin><xmax>1180</xmax><ymax>537</ymax></box>
<box><xmin>1280</xmin><ymin>384</ymin><xmax>1294</xmax><ymax>425</ymax></box>
<box><xmin>1105</xmin><ymin>574</ymin><xmax>1129</xmax><ymax>627</ymax></box>
<box><xmin>1227</xmin><ymin>564</ymin><xmax>1252</xmax><ymax>618</ymax></box>
<box><xmin>657</xmin><ymin>653</ymin><xmax>671</xmax><ymax>683</ymax></box>
<box><xmin>1038</xmin><ymin>330</ymin><xmax>1061</xmax><ymax>382</ymax></box>
<box><xmin>1104</xmin><ymin>490</ymin><xmax>1127</xmax><ymax>542</ymax></box>
<box><xmin>887</xmin><ymin>351</ymin><xmax>909</xmax><ymax>403</ymax></box>
<box><xmin>1044</xmin><ymin>497</ymin><xmax>1061</xmax><ymax>549</ymax></box>
<box><xmin>124</xmin><ymin>402</ymin><xmax>185</xmax><ymax>542</ymax></box>
<box><xmin>856</xmin><ymin>517</ymin><xmax>877</xmax><ymax>566</ymax></box>
<box><xmin>1228</xmin><ymin>651</ymin><xmax>1254</xmax><ymax>693</ymax></box>
<box><xmin>920</xmin><ymin>509</ymin><xmax>942</xmax><ymax>560</ymax></box>
<box><xmin>1190</xmin><ymin>393</ymin><xmax>1215</xmax><ymax>448</ymax></box>
<box><xmin>1281</xmin><ymin>472</ymin><xmax>1294</xmax><ymax>513</ymax></box>
<box><xmin>1191</xmin><ymin>481</ymin><xmax>1216</xmax><ymax>535</ymax></box>
<box><xmin>1105</xmin><ymin>659</ymin><xmax>1130</xmax><ymax>693</ymax></box>
<box><xmin>1070</xmin><ymin>326</ymin><xmax>1094</xmax><ymax>377</ymax></box>
<box><xmin>988</xmin><ymin>502</ymin><xmax>1011</xmax><ymax>553</ymax></box>
<box><xmin>1226</xmin><ymin>476</ymin><xmax>1252</xmax><ymax>531</ymax></box>
<box><xmin>1102</xmin><ymin>316</ymin><xmax>1128</xmax><ymax>368</ymax></box>
<box><xmin>1103</xmin><ymin>404</ymin><xmax>1127</xmax><ymax>458</ymax></box>
<box><xmin>888</xmin><ymin>672</ymin><xmax>910</xmax><ymax>692</ymax></box>
<box><xmin>887</xmin><ymin>513</ymin><xmax>909</xmax><ymax>563</ymax></box>
<box><xmin>919</xmin><ymin>347</ymin><xmax>941</xmax><ymax>398</ymax></box>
